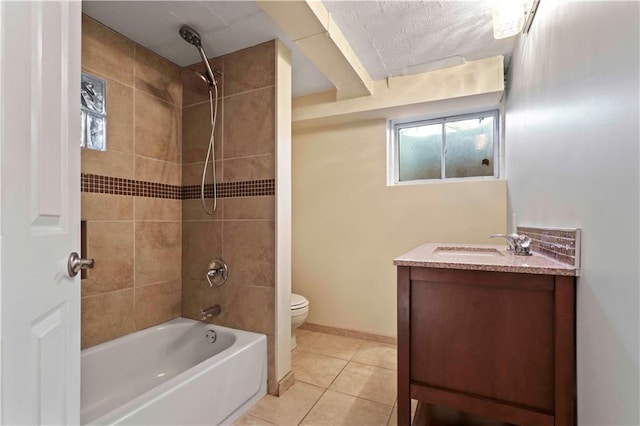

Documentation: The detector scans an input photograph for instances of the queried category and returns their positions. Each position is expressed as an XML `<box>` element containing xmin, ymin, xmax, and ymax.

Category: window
<box><xmin>389</xmin><ymin>110</ymin><xmax>500</xmax><ymax>184</ymax></box>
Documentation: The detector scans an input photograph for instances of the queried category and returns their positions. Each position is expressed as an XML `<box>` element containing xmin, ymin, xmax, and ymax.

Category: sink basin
<box><xmin>433</xmin><ymin>246</ymin><xmax>504</xmax><ymax>257</ymax></box>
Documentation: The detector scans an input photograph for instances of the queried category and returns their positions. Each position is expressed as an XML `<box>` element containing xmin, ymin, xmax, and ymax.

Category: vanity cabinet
<box><xmin>397</xmin><ymin>266</ymin><xmax>576</xmax><ymax>426</ymax></box>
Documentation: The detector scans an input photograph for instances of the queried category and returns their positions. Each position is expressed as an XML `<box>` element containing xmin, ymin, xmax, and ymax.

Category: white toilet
<box><xmin>290</xmin><ymin>293</ymin><xmax>309</xmax><ymax>350</ymax></box>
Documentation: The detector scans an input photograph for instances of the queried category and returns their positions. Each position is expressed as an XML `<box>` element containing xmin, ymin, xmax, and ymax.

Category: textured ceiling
<box><xmin>82</xmin><ymin>1</ymin><xmax>333</xmax><ymax>97</ymax></box>
<box><xmin>323</xmin><ymin>0</ymin><xmax>517</xmax><ymax>79</ymax></box>
<box><xmin>83</xmin><ymin>1</ymin><xmax>516</xmax><ymax>97</ymax></box>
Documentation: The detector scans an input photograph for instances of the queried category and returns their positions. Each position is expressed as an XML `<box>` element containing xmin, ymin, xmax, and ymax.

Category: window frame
<box><xmin>388</xmin><ymin>109</ymin><xmax>501</xmax><ymax>185</ymax></box>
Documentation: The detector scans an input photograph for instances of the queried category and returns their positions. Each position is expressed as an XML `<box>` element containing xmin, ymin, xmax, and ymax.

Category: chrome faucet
<box><xmin>490</xmin><ymin>233</ymin><xmax>532</xmax><ymax>256</ymax></box>
<box><xmin>200</xmin><ymin>304</ymin><xmax>222</xmax><ymax>320</ymax></box>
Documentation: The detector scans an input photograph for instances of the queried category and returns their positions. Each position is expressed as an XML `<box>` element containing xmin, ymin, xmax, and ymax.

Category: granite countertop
<box><xmin>393</xmin><ymin>243</ymin><xmax>577</xmax><ymax>276</ymax></box>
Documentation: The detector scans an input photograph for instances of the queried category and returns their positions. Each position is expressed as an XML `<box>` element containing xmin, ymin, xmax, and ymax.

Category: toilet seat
<box><xmin>291</xmin><ymin>293</ymin><xmax>309</xmax><ymax>310</ymax></box>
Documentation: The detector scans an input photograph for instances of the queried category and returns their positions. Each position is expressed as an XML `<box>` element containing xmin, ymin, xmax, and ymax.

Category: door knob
<box><xmin>67</xmin><ymin>252</ymin><xmax>94</xmax><ymax>277</ymax></box>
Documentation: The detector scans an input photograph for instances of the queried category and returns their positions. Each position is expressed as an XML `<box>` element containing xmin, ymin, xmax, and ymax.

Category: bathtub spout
<box><xmin>200</xmin><ymin>304</ymin><xmax>221</xmax><ymax>320</ymax></box>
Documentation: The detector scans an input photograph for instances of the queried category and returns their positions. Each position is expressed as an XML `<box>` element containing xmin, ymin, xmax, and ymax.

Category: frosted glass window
<box><xmin>391</xmin><ymin>110</ymin><xmax>499</xmax><ymax>184</ymax></box>
<box><xmin>398</xmin><ymin>123</ymin><xmax>441</xmax><ymax>181</ymax></box>
<box><xmin>445</xmin><ymin>116</ymin><xmax>495</xmax><ymax>178</ymax></box>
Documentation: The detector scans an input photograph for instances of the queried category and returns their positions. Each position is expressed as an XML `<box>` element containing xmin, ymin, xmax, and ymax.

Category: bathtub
<box><xmin>81</xmin><ymin>318</ymin><xmax>267</xmax><ymax>425</ymax></box>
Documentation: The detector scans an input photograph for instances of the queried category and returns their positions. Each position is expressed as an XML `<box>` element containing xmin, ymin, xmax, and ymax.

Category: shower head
<box><xmin>179</xmin><ymin>25</ymin><xmax>216</xmax><ymax>88</ymax></box>
<box><xmin>179</xmin><ymin>25</ymin><xmax>202</xmax><ymax>48</ymax></box>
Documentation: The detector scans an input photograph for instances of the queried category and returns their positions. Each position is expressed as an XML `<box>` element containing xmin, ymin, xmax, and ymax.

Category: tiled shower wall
<box><xmin>180</xmin><ymin>41</ymin><xmax>277</xmax><ymax>393</ymax></box>
<box><xmin>80</xmin><ymin>15</ymin><xmax>183</xmax><ymax>348</ymax></box>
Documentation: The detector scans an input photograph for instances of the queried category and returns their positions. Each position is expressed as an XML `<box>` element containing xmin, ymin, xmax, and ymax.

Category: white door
<box><xmin>0</xmin><ymin>1</ymin><xmax>81</xmax><ymax>424</ymax></box>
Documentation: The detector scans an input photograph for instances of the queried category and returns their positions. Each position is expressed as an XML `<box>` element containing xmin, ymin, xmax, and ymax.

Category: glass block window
<box><xmin>390</xmin><ymin>111</ymin><xmax>499</xmax><ymax>183</ymax></box>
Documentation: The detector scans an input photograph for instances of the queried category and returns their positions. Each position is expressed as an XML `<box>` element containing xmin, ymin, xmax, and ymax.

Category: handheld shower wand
<box><xmin>179</xmin><ymin>25</ymin><xmax>216</xmax><ymax>87</ymax></box>
<box><xmin>179</xmin><ymin>25</ymin><xmax>219</xmax><ymax>215</ymax></box>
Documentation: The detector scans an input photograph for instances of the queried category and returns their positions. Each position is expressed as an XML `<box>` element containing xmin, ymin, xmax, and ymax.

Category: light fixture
<box><xmin>492</xmin><ymin>1</ymin><xmax>528</xmax><ymax>39</ymax></box>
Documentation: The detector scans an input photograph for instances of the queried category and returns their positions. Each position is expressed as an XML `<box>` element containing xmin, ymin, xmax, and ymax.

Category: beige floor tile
<box><xmin>248</xmin><ymin>381</ymin><xmax>324</xmax><ymax>426</ymax></box>
<box><xmin>232</xmin><ymin>413</ymin><xmax>276</xmax><ymax>426</ymax></box>
<box><xmin>295</xmin><ymin>329</ymin><xmax>322</xmax><ymax>349</ymax></box>
<box><xmin>300</xmin><ymin>390</ymin><xmax>392</xmax><ymax>426</ymax></box>
<box><xmin>387</xmin><ymin>408</ymin><xmax>398</xmax><ymax>426</ymax></box>
<box><xmin>352</xmin><ymin>341</ymin><xmax>397</xmax><ymax>370</ymax></box>
<box><xmin>292</xmin><ymin>350</ymin><xmax>348</xmax><ymax>388</ymax></box>
<box><xmin>329</xmin><ymin>362</ymin><xmax>397</xmax><ymax>405</ymax></box>
<box><xmin>306</xmin><ymin>333</ymin><xmax>366</xmax><ymax>360</ymax></box>
<box><xmin>388</xmin><ymin>400</ymin><xmax>418</xmax><ymax>425</ymax></box>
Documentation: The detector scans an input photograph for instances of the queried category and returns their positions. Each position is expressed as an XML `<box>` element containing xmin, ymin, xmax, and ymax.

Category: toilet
<box><xmin>290</xmin><ymin>293</ymin><xmax>309</xmax><ymax>350</ymax></box>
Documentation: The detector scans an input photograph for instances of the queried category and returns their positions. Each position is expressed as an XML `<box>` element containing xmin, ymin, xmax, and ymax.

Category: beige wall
<box><xmin>180</xmin><ymin>41</ymin><xmax>280</xmax><ymax>394</ymax></box>
<box><xmin>80</xmin><ymin>15</ymin><xmax>183</xmax><ymax>348</ymax></box>
<box><xmin>293</xmin><ymin>119</ymin><xmax>506</xmax><ymax>337</ymax></box>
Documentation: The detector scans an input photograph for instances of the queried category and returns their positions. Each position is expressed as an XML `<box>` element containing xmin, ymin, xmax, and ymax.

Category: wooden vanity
<box><xmin>395</xmin><ymin>244</ymin><xmax>577</xmax><ymax>426</ymax></box>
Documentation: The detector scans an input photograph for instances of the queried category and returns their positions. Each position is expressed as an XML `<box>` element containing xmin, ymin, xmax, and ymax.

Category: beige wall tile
<box><xmin>224</xmin><ymin>41</ymin><xmax>275</xmax><ymax>96</ymax></box>
<box><xmin>83</xmin><ymin>221</ymin><xmax>134</xmax><ymax>297</ymax></box>
<box><xmin>135</xmin><ymin>156</ymin><xmax>181</xmax><ymax>186</ymax></box>
<box><xmin>266</xmin><ymin>335</ymin><xmax>276</xmax><ymax>395</ymax></box>
<box><xmin>82</xmin><ymin>14</ymin><xmax>134</xmax><ymax>85</ymax></box>
<box><xmin>248</xmin><ymin>381</ymin><xmax>324</xmax><ymax>425</ymax></box>
<box><xmin>182</xmin><ymin>101</ymin><xmax>222</xmax><ymax>163</ymax></box>
<box><xmin>182</xmin><ymin>221</ymin><xmax>222</xmax><ymax>279</ymax></box>
<box><xmin>81</xmin><ymin>148</ymin><xmax>133</xmax><ymax>178</ymax></box>
<box><xmin>225</xmin><ymin>285</ymin><xmax>274</xmax><ymax>335</ymax></box>
<box><xmin>135</xmin><ymin>45</ymin><xmax>182</xmax><ymax>106</ymax></box>
<box><xmin>223</xmin><ymin>221</ymin><xmax>274</xmax><ymax>286</ymax></box>
<box><xmin>135</xmin><ymin>197</ymin><xmax>181</xmax><ymax>221</ymax></box>
<box><xmin>135</xmin><ymin>280</ymin><xmax>181</xmax><ymax>330</ymax></box>
<box><xmin>182</xmin><ymin>161</ymin><xmax>222</xmax><ymax>186</ymax></box>
<box><xmin>81</xmin><ymin>193</ymin><xmax>133</xmax><ymax>221</ymax></box>
<box><xmin>182</xmin><ymin>198</ymin><xmax>223</xmax><ymax>221</ymax></box>
<box><xmin>135</xmin><ymin>222</ymin><xmax>181</xmax><ymax>286</ymax></box>
<box><xmin>300</xmin><ymin>390</ymin><xmax>392</xmax><ymax>426</ymax></box>
<box><xmin>223</xmin><ymin>196</ymin><xmax>274</xmax><ymax>220</ymax></box>
<box><xmin>181</xmin><ymin>278</ymin><xmax>228</xmax><ymax>321</ymax></box>
<box><xmin>182</xmin><ymin>57</ymin><xmax>224</xmax><ymax>107</ymax></box>
<box><xmin>81</xmin><ymin>289</ymin><xmax>135</xmax><ymax>348</ymax></box>
<box><xmin>104</xmin><ymin>77</ymin><xmax>134</xmax><ymax>153</ymax></box>
<box><xmin>223</xmin><ymin>154</ymin><xmax>274</xmax><ymax>182</ymax></box>
<box><xmin>135</xmin><ymin>91</ymin><xmax>181</xmax><ymax>162</ymax></box>
<box><xmin>223</xmin><ymin>88</ymin><xmax>274</xmax><ymax>159</ymax></box>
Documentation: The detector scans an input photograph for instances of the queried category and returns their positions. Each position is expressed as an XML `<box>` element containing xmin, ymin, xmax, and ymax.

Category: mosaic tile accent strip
<box><xmin>81</xmin><ymin>173</ymin><xmax>182</xmax><ymax>199</ymax></box>
<box><xmin>518</xmin><ymin>226</ymin><xmax>581</xmax><ymax>269</ymax></box>
<box><xmin>80</xmin><ymin>173</ymin><xmax>275</xmax><ymax>199</ymax></box>
<box><xmin>182</xmin><ymin>180</ymin><xmax>275</xmax><ymax>199</ymax></box>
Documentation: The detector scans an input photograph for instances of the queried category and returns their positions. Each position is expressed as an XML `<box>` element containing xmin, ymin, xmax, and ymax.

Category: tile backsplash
<box><xmin>518</xmin><ymin>226</ymin><xmax>581</xmax><ymax>270</ymax></box>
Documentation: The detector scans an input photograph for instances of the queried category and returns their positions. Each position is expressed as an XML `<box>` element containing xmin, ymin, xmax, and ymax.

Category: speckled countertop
<box><xmin>393</xmin><ymin>243</ymin><xmax>577</xmax><ymax>276</ymax></box>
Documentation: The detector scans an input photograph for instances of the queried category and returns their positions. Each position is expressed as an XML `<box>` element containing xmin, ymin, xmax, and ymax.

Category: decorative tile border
<box><xmin>80</xmin><ymin>173</ymin><xmax>275</xmax><ymax>199</ymax></box>
<box><xmin>518</xmin><ymin>226</ymin><xmax>581</xmax><ymax>270</ymax></box>
<box><xmin>182</xmin><ymin>180</ymin><xmax>275</xmax><ymax>199</ymax></box>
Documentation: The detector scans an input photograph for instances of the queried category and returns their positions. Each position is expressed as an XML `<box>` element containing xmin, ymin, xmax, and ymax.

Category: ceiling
<box><xmin>83</xmin><ymin>1</ymin><xmax>517</xmax><ymax>97</ymax></box>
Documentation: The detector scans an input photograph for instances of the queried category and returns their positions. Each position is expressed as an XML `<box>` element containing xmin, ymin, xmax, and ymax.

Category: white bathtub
<box><xmin>81</xmin><ymin>318</ymin><xmax>267</xmax><ymax>425</ymax></box>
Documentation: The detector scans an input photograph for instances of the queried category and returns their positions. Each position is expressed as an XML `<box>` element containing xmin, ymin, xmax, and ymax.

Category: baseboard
<box><xmin>300</xmin><ymin>323</ymin><xmax>397</xmax><ymax>345</ymax></box>
<box><xmin>276</xmin><ymin>370</ymin><xmax>295</xmax><ymax>396</ymax></box>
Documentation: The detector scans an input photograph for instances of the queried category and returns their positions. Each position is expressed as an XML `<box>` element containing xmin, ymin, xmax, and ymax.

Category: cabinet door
<box><xmin>410</xmin><ymin>268</ymin><xmax>554</xmax><ymax>412</ymax></box>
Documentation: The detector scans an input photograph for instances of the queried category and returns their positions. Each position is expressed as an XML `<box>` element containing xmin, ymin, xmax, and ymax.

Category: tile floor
<box><xmin>233</xmin><ymin>329</ymin><xmax>416</xmax><ymax>426</ymax></box>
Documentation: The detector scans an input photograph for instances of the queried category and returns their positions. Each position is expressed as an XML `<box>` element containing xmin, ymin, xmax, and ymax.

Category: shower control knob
<box><xmin>206</xmin><ymin>258</ymin><xmax>228</xmax><ymax>287</ymax></box>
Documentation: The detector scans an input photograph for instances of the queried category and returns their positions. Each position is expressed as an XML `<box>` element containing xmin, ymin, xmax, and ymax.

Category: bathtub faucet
<box><xmin>200</xmin><ymin>304</ymin><xmax>222</xmax><ymax>320</ymax></box>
